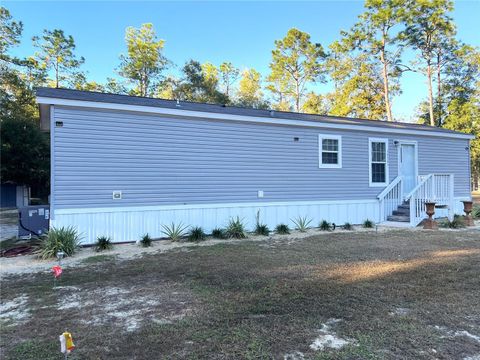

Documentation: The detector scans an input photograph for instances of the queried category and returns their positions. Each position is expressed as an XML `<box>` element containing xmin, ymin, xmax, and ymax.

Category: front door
<box><xmin>399</xmin><ymin>144</ymin><xmax>417</xmax><ymax>195</ymax></box>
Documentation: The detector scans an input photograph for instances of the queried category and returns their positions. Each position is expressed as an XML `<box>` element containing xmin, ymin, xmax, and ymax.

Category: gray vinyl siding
<box><xmin>52</xmin><ymin>106</ymin><xmax>471</xmax><ymax>209</ymax></box>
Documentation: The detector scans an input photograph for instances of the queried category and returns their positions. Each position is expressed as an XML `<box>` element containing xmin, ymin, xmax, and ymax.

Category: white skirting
<box><xmin>51</xmin><ymin>199</ymin><xmax>381</xmax><ymax>245</ymax></box>
<box><xmin>50</xmin><ymin>197</ymin><xmax>469</xmax><ymax>245</ymax></box>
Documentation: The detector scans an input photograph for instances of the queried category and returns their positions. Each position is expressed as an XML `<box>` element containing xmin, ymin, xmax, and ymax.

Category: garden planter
<box><xmin>462</xmin><ymin>200</ymin><xmax>474</xmax><ymax>226</ymax></box>
<box><xmin>423</xmin><ymin>202</ymin><xmax>438</xmax><ymax>230</ymax></box>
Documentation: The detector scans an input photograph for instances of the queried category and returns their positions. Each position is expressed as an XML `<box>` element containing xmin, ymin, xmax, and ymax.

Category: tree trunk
<box><xmin>380</xmin><ymin>50</ymin><xmax>393</xmax><ymax>122</ymax></box>
<box><xmin>436</xmin><ymin>54</ymin><xmax>442</xmax><ymax>127</ymax></box>
<box><xmin>426</xmin><ymin>62</ymin><xmax>435</xmax><ymax>127</ymax></box>
<box><xmin>226</xmin><ymin>79</ymin><xmax>230</xmax><ymax>98</ymax></box>
<box><xmin>295</xmin><ymin>81</ymin><xmax>300</xmax><ymax>112</ymax></box>
<box><xmin>55</xmin><ymin>60</ymin><xmax>59</xmax><ymax>88</ymax></box>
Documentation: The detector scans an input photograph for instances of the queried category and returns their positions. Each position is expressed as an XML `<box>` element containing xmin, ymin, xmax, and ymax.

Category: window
<box><xmin>318</xmin><ymin>135</ymin><xmax>342</xmax><ymax>168</ymax></box>
<box><xmin>369</xmin><ymin>138</ymin><xmax>389</xmax><ymax>186</ymax></box>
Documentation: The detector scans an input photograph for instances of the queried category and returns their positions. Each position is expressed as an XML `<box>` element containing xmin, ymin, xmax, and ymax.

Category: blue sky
<box><xmin>4</xmin><ymin>1</ymin><xmax>480</xmax><ymax>121</ymax></box>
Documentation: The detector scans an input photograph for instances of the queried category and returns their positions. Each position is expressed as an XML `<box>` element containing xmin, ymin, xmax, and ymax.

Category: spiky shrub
<box><xmin>292</xmin><ymin>216</ymin><xmax>312</xmax><ymax>232</ymax></box>
<box><xmin>473</xmin><ymin>204</ymin><xmax>480</xmax><ymax>219</ymax></box>
<box><xmin>40</xmin><ymin>226</ymin><xmax>81</xmax><ymax>259</ymax></box>
<box><xmin>363</xmin><ymin>219</ymin><xmax>374</xmax><ymax>228</ymax></box>
<box><xmin>225</xmin><ymin>216</ymin><xmax>247</xmax><ymax>239</ymax></box>
<box><xmin>444</xmin><ymin>215</ymin><xmax>465</xmax><ymax>229</ymax></box>
<box><xmin>211</xmin><ymin>228</ymin><xmax>225</xmax><ymax>239</ymax></box>
<box><xmin>255</xmin><ymin>224</ymin><xmax>270</xmax><ymax>236</ymax></box>
<box><xmin>343</xmin><ymin>222</ymin><xmax>353</xmax><ymax>231</ymax></box>
<box><xmin>95</xmin><ymin>236</ymin><xmax>113</xmax><ymax>252</ymax></box>
<box><xmin>161</xmin><ymin>222</ymin><xmax>188</xmax><ymax>242</ymax></box>
<box><xmin>254</xmin><ymin>210</ymin><xmax>270</xmax><ymax>236</ymax></box>
<box><xmin>275</xmin><ymin>224</ymin><xmax>290</xmax><ymax>235</ymax></box>
<box><xmin>140</xmin><ymin>233</ymin><xmax>153</xmax><ymax>247</ymax></box>
<box><xmin>188</xmin><ymin>226</ymin><xmax>206</xmax><ymax>242</ymax></box>
<box><xmin>319</xmin><ymin>220</ymin><xmax>331</xmax><ymax>231</ymax></box>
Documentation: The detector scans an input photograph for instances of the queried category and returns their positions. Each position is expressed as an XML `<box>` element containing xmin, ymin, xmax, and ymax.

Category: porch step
<box><xmin>387</xmin><ymin>201</ymin><xmax>410</xmax><ymax>223</ymax></box>
<box><xmin>387</xmin><ymin>215</ymin><xmax>410</xmax><ymax>222</ymax></box>
<box><xmin>392</xmin><ymin>208</ymin><xmax>410</xmax><ymax>216</ymax></box>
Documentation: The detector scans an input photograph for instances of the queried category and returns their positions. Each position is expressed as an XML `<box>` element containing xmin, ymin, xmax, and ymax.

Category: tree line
<box><xmin>1</xmin><ymin>1</ymin><xmax>479</xmax><ymax>192</ymax></box>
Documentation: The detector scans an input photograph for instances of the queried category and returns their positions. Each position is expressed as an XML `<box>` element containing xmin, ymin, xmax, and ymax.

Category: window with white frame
<box><xmin>318</xmin><ymin>135</ymin><xmax>342</xmax><ymax>168</ymax></box>
<box><xmin>369</xmin><ymin>138</ymin><xmax>388</xmax><ymax>186</ymax></box>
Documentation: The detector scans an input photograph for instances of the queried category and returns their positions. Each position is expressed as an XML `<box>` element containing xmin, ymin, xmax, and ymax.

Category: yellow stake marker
<box><xmin>59</xmin><ymin>332</ymin><xmax>75</xmax><ymax>359</ymax></box>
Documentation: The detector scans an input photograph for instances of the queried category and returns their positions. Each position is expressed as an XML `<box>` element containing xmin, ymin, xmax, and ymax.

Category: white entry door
<box><xmin>399</xmin><ymin>144</ymin><xmax>417</xmax><ymax>195</ymax></box>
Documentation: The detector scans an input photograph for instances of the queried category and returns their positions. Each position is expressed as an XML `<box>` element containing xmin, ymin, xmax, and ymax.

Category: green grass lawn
<box><xmin>1</xmin><ymin>229</ymin><xmax>480</xmax><ymax>359</ymax></box>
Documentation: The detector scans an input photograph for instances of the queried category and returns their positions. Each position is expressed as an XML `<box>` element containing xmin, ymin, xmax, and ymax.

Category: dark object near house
<box><xmin>1</xmin><ymin>184</ymin><xmax>30</xmax><ymax>208</ymax></box>
<box><xmin>18</xmin><ymin>205</ymin><xmax>50</xmax><ymax>238</ymax></box>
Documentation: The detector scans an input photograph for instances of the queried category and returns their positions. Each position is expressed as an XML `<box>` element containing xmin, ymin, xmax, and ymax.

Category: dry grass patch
<box><xmin>0</xmin><ymin>229</ymin><xmax>479</xmax><ymax>359</ymax></box>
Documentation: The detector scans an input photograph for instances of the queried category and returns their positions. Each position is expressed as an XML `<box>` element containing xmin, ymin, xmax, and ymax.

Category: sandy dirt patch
<box><xmin>309</xmin><ymin>318</ymin><xmax>355</xmax><ymax>351</ymax></box>
<box><xmin>53</xmin><ymin>284</ymin><xmax>197</xmax><ymax>332</ymax></box>
<box><xmin>0</xmin><ymin>294</ymin><xmax>29</xmax><ymax>326</ymax></box>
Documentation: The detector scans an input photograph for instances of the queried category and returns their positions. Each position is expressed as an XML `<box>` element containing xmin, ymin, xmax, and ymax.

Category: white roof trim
<box><xmin>36</xmin><ymin>96</ymin><xmax>475</xmax><ymax>140</ymax></box>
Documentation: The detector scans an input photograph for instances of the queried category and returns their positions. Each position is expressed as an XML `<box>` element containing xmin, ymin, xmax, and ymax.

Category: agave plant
<box><xmin>140</xmin><ymin>233</ymin><xmax>153</xmax><ymax>247</ymax></box>
<box><xmin>225</xmin><ymin>216</ymin><xmax>247</xmax><ymax>239</ymax></box>
<box><xmin>292</xmin><ymin>216</ymin><xmax>312</xmax><ymax>232</ymax></box>
<box><xmin>442</xmin><ymin>215</ymin><xmax>465</xmax><ymax>229</ymax></box>
<box><xmin>343</xmin><ymin>222</ymin><xmax>353</xmax><ymax>231</ymax></box>
<box><xmin>95</xmin><ymin>236</ymin><xmax>113</xmax><ymax>252</ymax></box>
<box><xmin>211</xmin><ymin>228</ymin><xmax>226</xmax><ymax>239</ymax></box>
<box><xmin>161</xmin><ymin>222</ymin><xmax>188</xmax><ymax>241</ymax></box>
<box><xmin>254</xmin><ymin>210</ymin><xmax>270</xmax><ymax>236</ymax></box>
<box><xmin>362</xmin><ymin>219</ymin><xmax>374</xmax><ymax>228</ymax></box>
<box><xmin>188</xmin><ymin>226</ymin><xmax>206</xmax><ymax>242</ymax></box>
<box><xmin>275</xmin><ymin>223</ymin><xmax>290</xmax><ymax>235</ymax></box>
<box><xmin>472</xmin><ymin>204</ymin><xmax>480</xmax><ymax>219</ymax></box>
<box><xmin>319</xmin><ymin>220</ymin><xmax>332</xmax><ymax>231</ymax></box>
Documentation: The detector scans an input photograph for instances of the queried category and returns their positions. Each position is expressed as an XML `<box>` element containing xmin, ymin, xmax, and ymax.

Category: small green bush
<box><xmin>275</xmin><ymin>223</ymin><xmax>290</xmax><ymax>235</ymax></box>
<box><xmin>95</xmin><ymin>236</ymin><xmax>112</xmax><ymax>252</ymax></box>
<box><xmin>473</xmin><ymin>204</ymin><xmax>480</xmax><ymax>219</ymax></box>
<box><xmin>255</xmin><ymin>224</ymin><xmax>270</xmax><ymax>236</ymax></box>
<box><xmin>188</xmin><ymin>226</ymin><xmax>206</xmax><ymax>242</ymax></box>
<box><xmin>40</xmin><ymin>226</ymin><xmax>81</xmax><ymax>259</ymax></box>
<box><xmin>292</xmin><ymin>216</ymin><xmax>312</xmax><ymax>232</ymax></box>
<box><xmin>443</xmin><ymin>215</ymin><xmax>465</xmax><ymax>229</ymax></box>
<box><xmin>140</xmin><ymin>233</ymin><xmax>153</xmax><ymax>247</ymax></box>
<box><xmin>161</xmin><ymin>222</ymin><xmax>188</xmax><ymax>241</ymax></box>
<box><xmin>211</xmin><ymin>228</ymin><xmax>225</xmax><ymax>239</ymax></box>
<box><xmin>225</xmin><ymin>216</ymin><xmax>247</xmax><ymax>239</ymax></box>
<box><xmin>254</xmin><ymin>210</ymin><xmax>269</xmax><ymax>236</ymax></box>
<box><xmin>343</xmin><ymin>222</ymin><xmax>353</xmax><ymax>230</ymax></box>
<box><xmin>363</xmin><ymin>219</ymin><xmax>374</xmax><ymax>228</ymax></box>
<box><xmin>319</xmin><ymin>220</ymin><xmax>332</xmax><ymax>231</ymax></box>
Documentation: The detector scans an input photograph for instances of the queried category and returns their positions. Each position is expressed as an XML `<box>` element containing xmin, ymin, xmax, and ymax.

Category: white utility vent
<box><xmin>257</xmin><ymin>190</ymin><xmax>264</xmax><ymax>198</ymax></box>
<box><xmin>112</xmin><ymin>191</ymin><xmax>122</xmax><ymax>200</ymax></box>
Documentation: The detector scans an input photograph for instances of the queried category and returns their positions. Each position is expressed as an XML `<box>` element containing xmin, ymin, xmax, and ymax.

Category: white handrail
<box><xmin>377</xmin><ymin>176</ymin><xmax>403</xmax><ymax>200</ymax></box>
<box><xmin>408</xmin><ymin>173</ymin><xmax>454</xmax><ymax>226</ymax></box>
<box><xmin>378</xmin><ymin>176</ymin><xmax>403</xmax><ymax>222</ymax></box>
<box><xmin>405</xmin><ymin>174</ymin><xmax>433</xmax><ymax>201</ymax></box>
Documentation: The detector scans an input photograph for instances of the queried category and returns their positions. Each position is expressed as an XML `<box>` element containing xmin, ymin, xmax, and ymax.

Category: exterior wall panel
<box><xmin>53</xmin><ymin>106</ymin><xmax>471</xmax><ymax>210</ymax></box>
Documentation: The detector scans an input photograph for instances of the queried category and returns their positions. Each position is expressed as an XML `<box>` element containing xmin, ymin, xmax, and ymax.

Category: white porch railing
<box><xmin>405</xmin><ymin>173</ymin><xmax>454</xmax><ymax>226</ymax></box>
<box><xmin>377</xmin><ymin>176</ymin><xmax>403</xmax><ymax>222</ymax></box>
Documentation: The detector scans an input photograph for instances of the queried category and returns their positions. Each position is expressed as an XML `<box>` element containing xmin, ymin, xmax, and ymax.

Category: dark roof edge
<box><xmin>35</xmin><ymin>87</ymin><xmax>475</xmax><ymax>139</ymax></box>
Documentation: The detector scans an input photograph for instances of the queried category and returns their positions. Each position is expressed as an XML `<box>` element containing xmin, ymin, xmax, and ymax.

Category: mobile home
<box><xmin>37</xmin><ymin>88</ymin><xmax>474</xmax><ymax>244</ymax></box>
